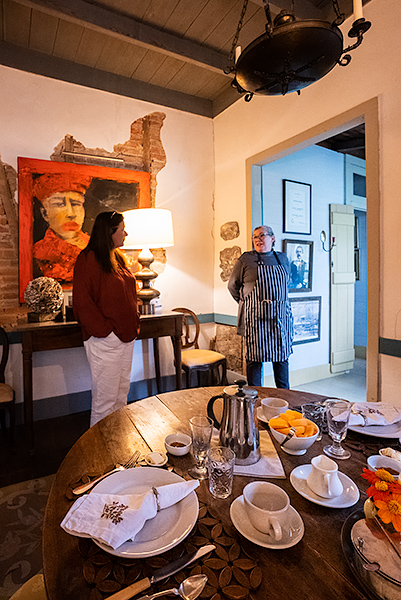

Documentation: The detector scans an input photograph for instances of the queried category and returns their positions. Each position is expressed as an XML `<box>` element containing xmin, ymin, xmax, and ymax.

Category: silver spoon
<box><xmin>137</xmin><ymin>574</ymin><xmax>208</xmax><ymax>600</ymax></box>
<box><xmin>357</xmin><ymin>537</ymin><xmax>380</xmax><ymax>572</ymax></box>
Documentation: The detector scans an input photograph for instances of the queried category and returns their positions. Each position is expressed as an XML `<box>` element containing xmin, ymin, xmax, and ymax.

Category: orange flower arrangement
<box><xmin>361</xmin><ymin>467</ymin><xmax>401</xmax><ymax>532</ymax></box>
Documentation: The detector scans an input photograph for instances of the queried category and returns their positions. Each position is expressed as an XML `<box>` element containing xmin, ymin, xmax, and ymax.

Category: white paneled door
<box><xmin>330</xmin><ymin>204</ymin><xmax>355</xmax><ymax>373</ymax></box>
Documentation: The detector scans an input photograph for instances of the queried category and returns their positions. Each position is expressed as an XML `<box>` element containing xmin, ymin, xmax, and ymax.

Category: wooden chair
<box><xmin>9</xmin><ymin>574</ymin><xmax>47</xmax><ymax>600</ymax></box>
<box><xmin>0</xmin><ymin>325</ymin><xmax>16</xmax><ymax>445</ymax></box>
<box><xmin>172</xmin><ymin>308</ymin><xmax>228</xmax><ymax>388</ymax></box>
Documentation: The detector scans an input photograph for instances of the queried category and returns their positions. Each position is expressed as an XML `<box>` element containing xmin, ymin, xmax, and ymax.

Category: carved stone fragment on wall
<box><xmin>211</xmin><ymin>324</ymin><xmax>244</xmax><ymax>375</ymax></box>
<box><xmin>220</xmin><ymin>221</ymin><xmax>239</xmax><ymax>241</ymax></box>
<box><xmin>219</xmin><ymin>246</ymin><xmax>241</xmax><ymax>282</ymax></box>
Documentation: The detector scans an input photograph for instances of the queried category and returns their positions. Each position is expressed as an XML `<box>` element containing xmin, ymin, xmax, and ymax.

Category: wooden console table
<box><xmin>17</xmin><ymin>311</ymin><xmax>183</xmax><ymax>448</ymax></box>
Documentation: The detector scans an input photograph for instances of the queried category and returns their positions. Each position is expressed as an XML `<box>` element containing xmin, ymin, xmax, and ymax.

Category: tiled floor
<box><xmin>292</xmin><ymin>359</ymin><xmax>367</xmax><ymax>403</ymax></box>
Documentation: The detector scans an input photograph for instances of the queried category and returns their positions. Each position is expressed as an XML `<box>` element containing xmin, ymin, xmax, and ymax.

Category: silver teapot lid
<box><xmin>224</xmin><ymin>379</ymin><xmax>258</xmax><ymax>398</ymax></box>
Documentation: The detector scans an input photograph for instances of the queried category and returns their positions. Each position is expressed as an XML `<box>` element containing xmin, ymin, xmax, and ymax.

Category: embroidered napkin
<box><xmin>349</xmin><ymin>402</ymin><xmax>401</xmax><ymax>427</ymax></box>
<box><xmin>61</xmin><ymin>479</ymin><xmax>199</xmax><ymax>550</ymax></box>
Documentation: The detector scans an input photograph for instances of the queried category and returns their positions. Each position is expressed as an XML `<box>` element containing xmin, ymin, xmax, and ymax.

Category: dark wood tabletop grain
<box><xmin>43</xmin><ymin>387</ymin><xmax>389</xmax><ymax>600</ymax></box>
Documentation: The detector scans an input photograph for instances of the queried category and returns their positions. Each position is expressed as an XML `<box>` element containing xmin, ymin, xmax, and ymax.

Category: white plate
<box><xmin>256</xmin><ymin>406</ymin><xmax>270</xmax><ymax>424</ymax></box>
<box><xmin>348</xmin><ymin>403</ymin><xmax>401</xmax><ymax>438</ymax></box>
<box><xmin>92</xmin><ymin>467</ymin><xmax>198</xmax><ymax>558</ymax></box>
<box><xmin>290</xmin><ymin>464</ymin><xmax>360</xmax><ymax>508</ymax></box>
<box><xmin>348</xmin><ymin>421</ymin><xmax>401</xmax><ymax>438</ymax></box>
<box><xmin>230</xmin><ymin>495</ymin><xmax>304</xmax><ymax>549</ymax></box>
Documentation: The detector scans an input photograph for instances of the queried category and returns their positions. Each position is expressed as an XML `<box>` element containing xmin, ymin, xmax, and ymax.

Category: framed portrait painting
<box><xmin>283</xmin><ymin>239</ymin><xmax>313</xmax><ymax>292</ymax></box>
<box><xmin>18</xmin><ymin>157</ymin><xmax>151</xmax><ymax>302</ymax></box>
<box><xmin>290</xmin><ymin>296</ymin><xmax>321</xmax><ymax>345</ymax></box>
<box><xmin>283</xmin><ymin>179</ymin><xmax>312</xmax><ymax>235</ymax></box>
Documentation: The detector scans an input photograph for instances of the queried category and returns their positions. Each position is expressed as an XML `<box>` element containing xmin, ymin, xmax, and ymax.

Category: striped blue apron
<box><xmin>244</xmin><ymin>257</ymin><xmax>293</xmax><ymax>362</ymax></box>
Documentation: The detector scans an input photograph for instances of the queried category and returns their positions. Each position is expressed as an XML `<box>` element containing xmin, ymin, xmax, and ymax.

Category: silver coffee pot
<box><xmin>207</xmin><ymin>380</ymin><xmax>260</xmax><ymax>466</ymax></box>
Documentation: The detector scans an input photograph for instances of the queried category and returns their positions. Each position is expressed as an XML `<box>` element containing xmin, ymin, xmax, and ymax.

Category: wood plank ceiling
<box><xmin>0</xmin><ymin>0</ymin><xmax>364</xmax><ymax>117</ymax></box>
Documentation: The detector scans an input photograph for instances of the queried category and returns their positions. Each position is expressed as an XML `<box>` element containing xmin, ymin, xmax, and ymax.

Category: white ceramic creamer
<box><xmin>307</xmin><ymin>454</ymin><xmax>343</xmax><ymax>498</ymax></box>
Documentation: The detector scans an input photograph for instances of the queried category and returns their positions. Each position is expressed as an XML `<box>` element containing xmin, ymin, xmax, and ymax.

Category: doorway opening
<box><xmin>246</xmin><ymin>99</ymin><xmax>380</xmax><ymax>402</ymax></box>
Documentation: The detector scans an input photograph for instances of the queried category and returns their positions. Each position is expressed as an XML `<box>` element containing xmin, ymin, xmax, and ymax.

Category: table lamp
<box><xmin>122</xmin><ymin>208</ymin><xmax>174</xmax><ymax>314</ymax></box>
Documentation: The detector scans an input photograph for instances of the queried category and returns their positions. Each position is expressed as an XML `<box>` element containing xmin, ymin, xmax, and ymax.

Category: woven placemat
<box><xmin>78</xmin><ymin>500</ymin><xmax>262</xmax><ymax>600</ymax></box>
<box><xmin>66</xmin><ymin>466</ymin><xmax>262</xmax><ymax>599</ymax></box>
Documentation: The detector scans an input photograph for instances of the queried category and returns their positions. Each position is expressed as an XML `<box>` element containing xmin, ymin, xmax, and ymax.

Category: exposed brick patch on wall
<box><xmin>52</xmin><ymin>112</ymin><xmax>167</xmax><ymax>206</ymax></box>
<box><xmin>0</xmin><ymin>161</ymin><xmax>20</xmax><ymax>316</ymax></box>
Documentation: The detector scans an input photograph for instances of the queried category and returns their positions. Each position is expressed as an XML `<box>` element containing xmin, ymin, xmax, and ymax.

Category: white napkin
<box><xmin>61</xmin><ymin>479</ymin><xmax>199</xmax><ymax>550</ymax></box>
<box><xmin>233</xmin><ymin>431</ymin><xmax>285</xmax><ymax>478</ymax></box>
<box><xmin>349</xmin><ymin>402</ymin><xmax>401</xmax><ymax>427</ymax></box>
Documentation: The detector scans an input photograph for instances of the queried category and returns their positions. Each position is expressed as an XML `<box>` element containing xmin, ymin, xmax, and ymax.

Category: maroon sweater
<box><xmin>73</xmin><ymin>250</ymin><xmax>140</xmax><ymax>342</ymax></box>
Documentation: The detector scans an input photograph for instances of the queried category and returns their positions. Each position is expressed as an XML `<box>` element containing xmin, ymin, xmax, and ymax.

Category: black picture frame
<box><xmin>290</xmin><ymin>296</ymin><xmax>321</xmax><ymax>345</ymax></box>
<box><xmin>283</xmin><ymin>179</ymin><xmax>312</xmax><ymax>235</ymax></box>
<box><xmin>283</xmin><ymin>239</ymin><xmax>313</xmax><ymax>292</ymax></box>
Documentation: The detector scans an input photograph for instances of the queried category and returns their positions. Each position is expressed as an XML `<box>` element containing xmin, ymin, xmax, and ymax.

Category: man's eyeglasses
<box><xmin>252</xmin><ymin>233</ymin><xmax>270</xmax><ymax>241</ymax></box>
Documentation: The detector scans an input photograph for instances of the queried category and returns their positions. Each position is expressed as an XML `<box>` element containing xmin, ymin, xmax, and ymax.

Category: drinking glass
<box><xmin>189</xmin><ymin>415</ymin><xmax>213</xmax><ymax>479</ymax></box>
<box><xmin>207</xmin><ymin>446</ymin><xmax>235</xmax><ymax>499</ymax></box>
<box><xmin>302</xmin><ymin>403</ymin><xmax>326</xmax><ymax>441</ymax></box>
<box><xmin>323</xmin><ymin>399</ymin><xmax>352</xmax><ymax>460</ymax></box>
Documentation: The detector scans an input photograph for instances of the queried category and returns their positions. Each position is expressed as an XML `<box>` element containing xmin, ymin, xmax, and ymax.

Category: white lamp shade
<box><xmin>122</xmin><ymin>208</ymin><xmax>174</xmax><ymax>249</ymax></box>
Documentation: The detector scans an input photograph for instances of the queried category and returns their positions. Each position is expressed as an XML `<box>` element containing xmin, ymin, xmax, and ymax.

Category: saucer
<box><xmin>230</xmin><ymin>495</ymin><xmax>304</xmax><ymax>549</ymax></box>
<box><xmin>144</xmin><ymin>452</ymin><xmax>168</xmax><ymax>467</ymax></box>
<box><xmin>290</xmin><ymin>465</ymin><xmax>360</xmax><ymax>508</ymax></box>
<box><xmin>256</xmin><ymin>406</ymin><xmax>270</xmax><ymax>424</ymax></box>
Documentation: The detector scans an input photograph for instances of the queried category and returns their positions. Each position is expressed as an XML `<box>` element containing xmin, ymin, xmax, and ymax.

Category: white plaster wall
<box><xmin>213</xmin><ymin>0</ymin><xmax>401</xmax><ymax>404</ymax></box>
<box><xmin>0</xmin><ymin>66</ymin><xmax>215</xmax><ymax>403</ymax></box>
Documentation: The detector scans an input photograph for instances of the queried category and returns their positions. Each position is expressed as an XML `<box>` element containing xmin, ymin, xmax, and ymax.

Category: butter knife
<box><xmin>105</xmin><ymin>544</ymin><xmax>215</xmax><ymax>600</ymax></box>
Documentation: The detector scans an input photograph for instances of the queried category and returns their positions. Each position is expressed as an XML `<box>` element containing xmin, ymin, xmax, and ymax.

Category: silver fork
<box><xmin>72</xmin><ymin>450</ymin><xmax>141</xmax><ymax>496</ymax></box>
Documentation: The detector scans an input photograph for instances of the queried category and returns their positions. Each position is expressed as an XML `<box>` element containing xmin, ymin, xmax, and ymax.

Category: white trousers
<box><xmin>84</xmin><ymin>332</ymin><xmax>135</xmax><ymax>427</ymax></box>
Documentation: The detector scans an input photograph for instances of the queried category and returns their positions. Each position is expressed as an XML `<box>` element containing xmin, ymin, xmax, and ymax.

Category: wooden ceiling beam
<box><xmin>0</xmin><ymin>41</ymin><xmax>214</xmax><ymax>118</ymax></box>
<box><xmin>12</xmin><ymin>0</ymin><xmax>232</xmax><ymax>75</ymax></box>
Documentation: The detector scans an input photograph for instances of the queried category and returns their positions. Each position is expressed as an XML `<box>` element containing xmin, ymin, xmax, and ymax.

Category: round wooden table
<box><xmin>43</xmin><ymin>387</ymin><xmax>381</xmax><ymax>600</ymax></box>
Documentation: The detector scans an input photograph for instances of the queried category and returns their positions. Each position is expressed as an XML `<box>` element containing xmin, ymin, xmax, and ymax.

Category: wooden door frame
<box><xmin>246</xmin><ymin>98</ymin><xmax>380</xmax><ymax>401</ymax></box>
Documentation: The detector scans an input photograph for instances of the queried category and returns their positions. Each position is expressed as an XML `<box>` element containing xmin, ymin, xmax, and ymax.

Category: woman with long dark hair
<box><xmin>73</xmin><ymin>211</ymin><xmax>140</xmax><ymax>427</ymax></box>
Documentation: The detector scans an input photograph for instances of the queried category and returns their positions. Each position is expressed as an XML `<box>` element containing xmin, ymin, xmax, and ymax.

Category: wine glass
<box><xmin>188</xmin><ymin>415</ymin><xmax>213</xmax><ymax>480</ymax></box>
<box><xmin>323</xmin><ymin>399</ymin><xmax>352</xmax><ymax>460</ymax></box>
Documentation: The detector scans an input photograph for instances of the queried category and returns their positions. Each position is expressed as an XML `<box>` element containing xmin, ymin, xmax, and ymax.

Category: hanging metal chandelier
<box><xmin>227</xmin><ymin>0</ymin><xmax>371</xmax><ymax>101</ymax></box>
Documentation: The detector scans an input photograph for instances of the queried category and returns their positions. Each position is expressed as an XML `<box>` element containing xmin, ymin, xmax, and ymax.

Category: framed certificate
<box><xmin>283</xmin><ymin>179</ymin><xmax>312</xmax><ymax>235</ymax></box>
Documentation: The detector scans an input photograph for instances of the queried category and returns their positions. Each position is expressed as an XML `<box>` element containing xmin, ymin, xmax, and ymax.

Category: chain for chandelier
<box><xmin>228</xmin><ymin>0</ymin><xmax>250</xmax><ymax>65</ymax></box>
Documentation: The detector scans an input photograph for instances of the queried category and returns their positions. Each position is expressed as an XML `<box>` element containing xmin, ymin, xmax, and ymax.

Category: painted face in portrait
<box><xmin>40</xmin><ymin>191</ymin><xmax>86</xmax><ymax>242</ymax></box>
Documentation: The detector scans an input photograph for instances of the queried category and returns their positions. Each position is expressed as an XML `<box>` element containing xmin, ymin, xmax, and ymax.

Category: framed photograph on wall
<box><xmin>283</xmin><ymin>179</ymin><xmax>312</xmax><ymax>235</ymax></box>
<box><xmin>18</xmin><ymin>157</ymin><xmax>151</xmax><ymax>302</ymax></box>
<box><xmin>283</xmin><ymin>239</ymin><xmax>313</xmax><ymax>292</ymax></box>
<box><xmin>290</xmin><ymin>296</ymin><xmax>321</xmax><ymax>345</ymax></box>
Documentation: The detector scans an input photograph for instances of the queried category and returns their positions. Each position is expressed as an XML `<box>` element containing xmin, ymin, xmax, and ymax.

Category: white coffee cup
<box><xmin>261</xmin><ymin>397</ymin><xmax>289</xmax><ymax>421</ymax></box>
<box><xmin>307</xmin><ymin>454</ymin><xmax>344</xmax><ymax>498</ymax></box>
<box><xmin>243</xmin><ymin>481</ymin><xmax>290</xmax><ymax>540</ymax></box>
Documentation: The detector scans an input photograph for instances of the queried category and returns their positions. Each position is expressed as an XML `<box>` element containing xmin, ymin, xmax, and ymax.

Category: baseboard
<box><xmin>355</xmin><ymin>345</ymin><xmax>367</xmax><ymax>359</ymax></box>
